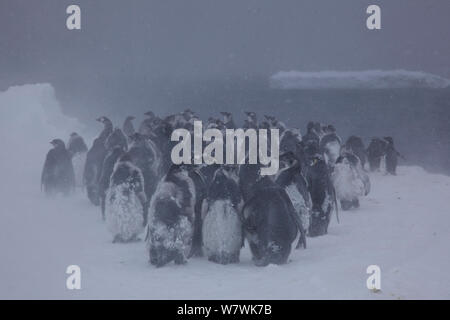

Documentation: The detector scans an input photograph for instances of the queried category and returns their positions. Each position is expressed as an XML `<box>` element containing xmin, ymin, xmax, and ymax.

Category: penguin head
<box><xmin>96</xmin><ymin>116</ymin><xmax>111</xmax><ymax>124</ymax></box>
<box><xmin>308</xmin><ymin>156</ymin><xmax>321</xmax><ymax>167</ymax></box>
<box><xmin>384</xmin><ymin>136</ymin><xmax>394</xmax><ymax>144</ymax></box>
<box><xmin>183</xmin><ymin>108</ymin><xmax>194</xmax><ymax>115</ymax></box>
<box><xmin>70</xmin><ymin>132</ymin><xmax>78</xmax><ymax>138</ymax></box>
<box><xmin>50</xmin><ymin>139</ymin><xmax>65</xmax><ymax>149</ymax></box>
<box><xmin>126</xmin><ymin>116</ymin><xmax>136</xmax><ymax>121</ymax></box>
<box><xmin>244</xmin><ymin>111</ymin><xmax>256</xmax><ymax>121</ymax></box>
<box><xmin>327</xmin><ymin>124</ymin><xmax>336</xmax><ymax>133</ymax></box>
<box><xmin>220</xmin><ymin>111</ymin><xmax>232</xmax><ymax>122</ymax></box>
<box><xmin>105</xmin><ymin>128</ymin><xmax>128</xmax><ymax>151</ymax></box>
<box><xmin>182</xmin><ymin>109</ymin><xmax>195</xmax><ymax>121</ymax></box>
<box><xmin>144</xmin><ymin>111</ymin><xmax>155</xmax><ymax>118</ymax></box>
<box><xmin>314</xmin><ymin>122</ymin><xmax>322</xmax><ymax>133</ymax></box>
<box><xmin>150</xmin><ymin>116</ymin><xmax>163</xmax><ymax>127</ymax></box>
<box><xmin>207</xmin><ymin>117</ymin><xmax>217</xmax><ymax>124</ymax></box>
<box><xmin>304</xmin><ymin>142</ymin><xmax>321</xmax><ymax>164</ymax></box>
<box><xmin>259</xmin><ymin>121</ymin><xmax>270</xmax><ymax>130</ymax></box>
<box><xmin>164</xmin><ymin>114</ymin><xmax>177</xmax><ymax>127</ymax></box>
<box><xmin>279</xmin><ymin>151</ymin><xmax>299</xmax><ymax>169</ymax></box>
<box><xmin>264</xmin><ymin>115</ymin><xmax>276</xmax><ymax>123</ymax></box>
<box><xmin>167</xmin><ymin>163</ymin><xmax>189</xmax><ymax>179</ymax></box>
<box><xmin>306</xmin><ymin>121</ymin><xmax>315</xmax><ymax>133</ymax></box>
<box><xmin>128</xmin><ymin>132</ymin><xmax>145</xmax><ymax>144</ymax></box>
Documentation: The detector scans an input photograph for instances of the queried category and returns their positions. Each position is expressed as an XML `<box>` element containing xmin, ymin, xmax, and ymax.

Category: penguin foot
<box><xmin>188</xmin><ymin>245</ymin><xmax>203</xmax><ymax>258</ymax></box>
<box><xmin>253</xmin><ymin>257</ymin><xmax>270</xmax><ymax>267</ymax></box>
<box><xmin>174</xmin><ymin>252</ymin><xmax>187</xmax><ymax>265</ymax></box>
<box><xmin>129</xmin><ymin>235</ymin><xmax>141</xmax><ymax>243</ymax></box>
<box><xmin>112</xmin><ymin>235</ymin><xmax>123</xmax><ymax>243</ymax></box>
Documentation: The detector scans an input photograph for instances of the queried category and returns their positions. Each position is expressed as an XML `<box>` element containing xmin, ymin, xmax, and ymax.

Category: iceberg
<box><xmin>270</xmin><ymin>70</ymin><xmax>450</xmax><ymax>90</ymax></box>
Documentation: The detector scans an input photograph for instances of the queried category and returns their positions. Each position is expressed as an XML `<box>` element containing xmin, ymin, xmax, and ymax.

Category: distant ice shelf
<box><xmin>270</xmin><ymin>70</ymin><xmax>450</xmax><ymax>90</ymax></box>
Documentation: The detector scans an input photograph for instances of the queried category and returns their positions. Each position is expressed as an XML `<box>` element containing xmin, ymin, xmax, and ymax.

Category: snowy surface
<box><xmin>1</xmin><ymin>84</ymin><xmax>449</xmax><ymax>299</ymax></box>
<box><xmin>270</xmin><ymin>70</ymin><xmax>450</xmax><ymax>90</ymax></box>
<box><xmin>1</xmin><ymin>166</ymin><xmax>449</xmax><ymax>299</ymax></box>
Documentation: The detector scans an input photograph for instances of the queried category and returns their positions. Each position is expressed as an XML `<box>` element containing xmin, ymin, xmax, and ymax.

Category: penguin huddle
<box><xmin>41</xmin><ymin>110</ymin><xmax>402</xmax><ymax>267</ymax></box>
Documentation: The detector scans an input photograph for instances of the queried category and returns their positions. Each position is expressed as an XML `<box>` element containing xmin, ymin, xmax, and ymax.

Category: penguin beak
<box><xmin>96</xmin><ymin>117</ymin><xmax>102</xmax><ymax>122</ymax></box>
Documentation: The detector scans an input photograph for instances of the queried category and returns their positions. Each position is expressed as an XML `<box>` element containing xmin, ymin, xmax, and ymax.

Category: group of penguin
<box><xmin>41</xmin><ymin>109</ymin><xmax>402</xmax><ymax>267</ymax></box>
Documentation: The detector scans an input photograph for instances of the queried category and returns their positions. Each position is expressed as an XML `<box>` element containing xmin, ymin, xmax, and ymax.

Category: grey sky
<box><xmin>1</xmin><ymin>0</ymin><xmax>450</xmax><ymax>88</ymax></box>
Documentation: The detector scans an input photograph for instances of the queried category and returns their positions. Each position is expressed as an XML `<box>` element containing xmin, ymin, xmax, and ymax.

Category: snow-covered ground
<box><xmin>1</xmin><ymin>84</ymin><xmax>449</xmax><ymax>299</ymax></box>
<box><xmin>1</xmin><ymin>166</ymin><xmax>449</xmax><ymax>299</ymax></box>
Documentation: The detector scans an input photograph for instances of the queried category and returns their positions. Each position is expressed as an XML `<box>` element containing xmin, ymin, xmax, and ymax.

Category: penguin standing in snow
<box><xmin>41</xmin><ymin>139</ymin><xmax>75</xmax><ymax>196</ymax></box>
<box><xmin>302</xmin><ymin>122</ymin><xmax>320</xmax><ymax>148</ymax></box>
<box><xmin>146</xmin><ymin>118</ymin><xmax>171</xmax><ymax>175</ymax></box>
<box><xmin>367</xmin><ymin>138</ymin><xmax>387</xmax><ymax>172</ymax></box>
<box><xmin>280</xmin><ymin>128</ymin><xmax>305</xmax><ymax>166</ymax></box>
<box><xmin>67</xmin><ymin>132</ymin><xmax>88</xmax><ymax>188</ymax></box>
<box><xmin>319</xmin><ymin>125</ymin><xmax>342</xmax><ymax>171</ymax></box>
<box><xmin>275</xmin><ymin>152</ymin><xmax>308</xmax><ymax>249</ymax></box>
<box><xmin>345</xmin><ymin>136</ymin><xmax>367</xmax><ymax>169</ymax></box>
<box><xmin>303</xmin><ymin>145</ymin><xmax>336</xmax><ymax>237</ymax></box>
<box><xmin>383</xmin><ymin>137</ymin><xmax>402</xmax><ymax>175</ymax></box>
<box><xmin>125</xmin><ymin>133</ymin><xmax>160</xmax><ymax>225</ymax></box>
<box><xmin>98</xmin><ymin>128</ymin><xmax>128</xmax><ymax>220</ymax></box>
<box><xmin>186</xmin><ymin>165</ymin><xmax>208</xmax><ymax>258</ymax></box>
<box><xmin>239</xmin><ymin>163</ymin><xmax>299</xmax><ymax>266</ymax></box>
<box><xmin>314</xmin><ymin>122</ymin><xmax>326</xmax><ymax>139</ymax></box>
<box><xmin>83</xmin><ymin>116</ymin><xmax>113</xmax><ymax>205</ymax></box>
<box><xmin>264</xmin><ymin>115</ymin><xmax>286</xmax><ymax>134</ymax></box>
<box><xmin>146</xmin><ymin>164</ymin><xmax>195</xmax><ymax>267</ymax></box>
<box><xmin>243</xmin><ymin>111</ymin><xmax>258</xmax><ymax>129</ymax></box>
<box><xmin>105</xmin><ymin>154</ymin><xmax>147</xmax><ymax>243</ymax></box>
<box><xmin>332</xmin><ymin>151</ymin><xmax>370</xmax><ymax>210</ymax></box>
<box><xmin>220</xmin><ymin>111</ymin><xmax>236</xmax><ymax>129</ymax></box>
<box><xmin>202</xmin><ymin>166</ymin><xmax>243</xmax><ymax>264</ymax></box>
<box><xmin>67</xmin><ymin>132</ymin><xmax>88</xmax><ymax>154</ymax></box>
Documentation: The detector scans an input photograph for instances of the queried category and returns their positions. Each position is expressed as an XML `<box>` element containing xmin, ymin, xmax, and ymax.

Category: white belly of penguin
<box><xmin>285</xmin><ymin>184</ymin><xmax>310</xmax><ymax>231</ymax></box>
<box><xmin>105</xmin><ymin>184</ymin><xmax>144</xmax><ymax>241</ymax></box>
<box><xmin>203</xmin><ymin>200</ymin><xmax>242</xmax><ymax>258</ymax></box>
<box><xmin>324</xmin><ymin>141</ymin><xmax>341</xmax><ymax>167</ymax></box>
<box><xmin>72</xmin><ymin>152</ymin><xmax>87</xmax><ymax>188</ymax></box>
<box><xmin>147</xmin><ymin>216</ymin><xmax>193</xmax><ymax>256</ymax></box>
<box><xmin>332</xmin><ymin>163</ymin><xmax>365</xmax><ymax>201</ymax></box>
